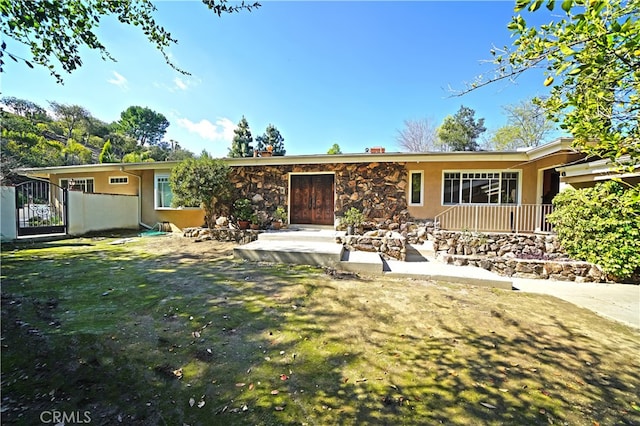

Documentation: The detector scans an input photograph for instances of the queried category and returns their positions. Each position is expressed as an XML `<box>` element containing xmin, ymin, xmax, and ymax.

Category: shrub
<box><xmin>170</xmin><ymin>157</ymin><xmax>233</xmax><ymax>230</ymax></box>
<box><xmin>546</xmin><ymin>181</ymin><xmax>640</xmax><ymax>281</ymax></box>
<box><xmin>233</xmin><ymin>198</ymin><xmax>253</xmax><ymax>221</ymax></box>
<box><xmin>343</xmin><ymin>207</ymin><xmax>365</xmax><ymax>227</ymax></box>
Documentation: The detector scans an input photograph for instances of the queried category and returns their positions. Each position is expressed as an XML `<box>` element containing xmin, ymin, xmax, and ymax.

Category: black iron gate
<box><xmin>15</xmin><ymin>180</ymin><xmax>67</xmax><ymax>236</ymax></box>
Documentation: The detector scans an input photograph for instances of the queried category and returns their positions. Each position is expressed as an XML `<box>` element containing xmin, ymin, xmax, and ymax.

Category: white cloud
<box><xmin>173</xmin><ymin>77</ymin><xmax>188</xmax><ymax>91</ymax></box>
<box><xmin>154</xmin><ymin>76</ymin><xmax>200</xmax><ymax>92</ymax></box>
<box><xmin>107</xmin><ymin>71</ymin><xmax>128</xmax><ymax>90</ymax></box>
<box><xmin>176</xmin><ymin>117</ymin><xmax>236</xmax><ymax>142</ymax></box>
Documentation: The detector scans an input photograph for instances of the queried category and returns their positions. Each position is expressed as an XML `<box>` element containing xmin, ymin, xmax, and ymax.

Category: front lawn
<box><xmin>2</xmin><ymin>234</ymin><xmax>639</xmax><ymax>425</ymax></box>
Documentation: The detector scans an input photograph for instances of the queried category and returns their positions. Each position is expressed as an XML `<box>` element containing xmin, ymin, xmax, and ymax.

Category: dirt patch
<box><xmin>137</xmin><ymin>232</ymin><xmax>238</xmax><ymax>258</ymax></box>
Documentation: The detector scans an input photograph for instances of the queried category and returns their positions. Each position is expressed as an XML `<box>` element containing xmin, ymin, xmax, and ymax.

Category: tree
<box><xmin>117</xmin><ymin>106</ymin><xmax>169</xmax><ymax>146</ymax></box>
<box><xmin>256</xmin><ymin>124</ymin><xmax>286</xmax><ymax>156</ymax></box>
<box><xmin>228</xmin><ymin>116</ymin><xmax>254</xmax><ymax>158</ymax></box>
<box><xmin>48</xmin><ymin>102</ymin><xmax>91</xmax><ymax>140</ymax></box>
<box><xmin>396</xmin><ymin>118</ymin><xmax>440</xmax><ymax>152</ymax></box>
<box><xmin>99</xmin><ymin>140</ymin><xmax>117</xmax><ymax>163</ymax></box>
<box><xmin>437</xmin><ymin>105</ymin><xmax>486</xmax><ymax>151</ymax></box>
<box><xmin>64</xmin><ymin>139</ymin><xmax>93</xmax><ymax>165</ymax></box>
<box><xmin>327</xmin><ymin>143</ymin><xmax>342</xmax><ymax>154</ymax></box>
<box><xmin>488</xmin><ymin>99</ymin><xmax>557</xmax><ymax>150</ymax></box>
<box><xmin>0</xmin><ymin>0</ymin><xmax>260</xmax><ymax>83</ymax></box>
<box><xmin>170</xmin><ymin>156</ymin><xmax>233</xmax><ymax>230</ymax></box>
<box><xmin>1</xmin><ymin>96</ymin><xmax>49</xmax><ymax>122</ymax></box>
<box><xmin>458</xmin><ymin>0</ymin><xmax>639</xmax><ymax>167</ymax></box>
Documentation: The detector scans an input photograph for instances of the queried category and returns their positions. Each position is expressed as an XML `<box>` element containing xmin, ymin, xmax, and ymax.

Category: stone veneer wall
<box><xmin>229</xmin><ymin>162</ymin><xmax>410</xmax><ymax>223</ymax></box>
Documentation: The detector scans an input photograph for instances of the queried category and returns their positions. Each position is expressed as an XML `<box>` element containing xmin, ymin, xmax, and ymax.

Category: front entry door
<box><xmin>290</xmin><ymin>174</ymin><xmax>334</xmax><ymax>225</ymax></box>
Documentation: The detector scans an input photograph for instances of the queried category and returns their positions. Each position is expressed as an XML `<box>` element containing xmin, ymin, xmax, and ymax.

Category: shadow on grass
<box><xmin>1</xmin><ymin>238</ymin><xmax>639</xmax><ymax>425</ymax></box>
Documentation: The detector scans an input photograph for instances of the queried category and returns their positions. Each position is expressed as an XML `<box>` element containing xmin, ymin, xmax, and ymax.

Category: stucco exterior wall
<box><xmin>67</xmin><ymin>191</ymin><xmax>139</xmax><ymax>235</ymax></box>
<box><xmin>1</xmin><ymin>186</ymin><xmax>17</xmax><ymax>241</ymax></box>
<box><xmin>405</xmin><ymin>153</ymin><xmax>583</xmax><ymax>220</ymax></box>
<box><xmin>139</xmin><ymin>169</ymin><xmax>205</xmax><ymax>230</ymax></box>
<box><xmin>54</xmin><ymin>170</ymin><xmax>139</xmax><ymax>195</ymax></box>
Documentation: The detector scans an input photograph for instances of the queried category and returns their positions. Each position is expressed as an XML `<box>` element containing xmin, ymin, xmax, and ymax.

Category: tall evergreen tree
<box><xmin>256</xmin><ymin>124</ymin><xmax>285</xmax><ymax>156</ymax></box>
<box><xmin>228</xmin><ymin>116</ymin><xmax>254</xmax><ymax>158</ymax></box>
<box><xmin>437</xmin><ymin>105</ymin><xmax>486</xmax><ymax>151</ymax></box>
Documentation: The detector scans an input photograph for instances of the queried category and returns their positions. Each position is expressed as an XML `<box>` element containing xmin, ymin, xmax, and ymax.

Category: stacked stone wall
<box><xmin>229</xmin><ymin>162</ymin><xmax>410</xmax><ymax>224</ymax></box>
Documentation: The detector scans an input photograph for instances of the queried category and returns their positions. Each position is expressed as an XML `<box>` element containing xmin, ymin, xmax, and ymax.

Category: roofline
<box><xmin>16</xmin><ymin>138</ymin><xmax>577</xmax><ymax>178</ymax></box>
<box><xmin>557</xmin><ymin>155</ymin><xmax>639</xmax><ymax>179</ymax></box>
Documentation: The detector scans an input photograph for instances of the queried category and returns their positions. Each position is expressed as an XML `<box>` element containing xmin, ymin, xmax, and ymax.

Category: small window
<box><xmin>60</xmin><ymin>178</ymin><xmax>94</xmax><ymax>193</ymax></box>
<box><xmin>109</xmin><ymin>176</ymin><xmax>128</xmax><ymax>185</ymax></box>
<box><xmin>154</xmin><ymin>173</ymin><xmax>173</xmax><ymax>209</ymax></box>
<box><xmin>409</xmin><ymin>171</ymin><xmax>423</xmax><ymax>206</ymax></box>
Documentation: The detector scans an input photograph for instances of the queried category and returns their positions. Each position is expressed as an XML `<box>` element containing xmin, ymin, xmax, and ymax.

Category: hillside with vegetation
<box><xmin>0</xmin><ymin>97</ymin><xmax>194</xmax><ymax>184</ymax></box>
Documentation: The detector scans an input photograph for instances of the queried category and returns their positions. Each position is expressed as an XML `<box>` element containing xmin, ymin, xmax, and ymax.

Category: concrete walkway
<box><xmin>513</xmin><ymin>278</ymin><xmax>640</xmax><ymax>329</ymax></box>
<box><xmin>234</xmin><ymin>227</ymin><xmax>640</xmax><ymax>329</ymax></box>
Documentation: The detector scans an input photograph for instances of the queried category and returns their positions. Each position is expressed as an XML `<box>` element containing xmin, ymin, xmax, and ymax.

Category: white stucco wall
<box><xmin>1</xmin><ymin>186</ymin><xmax>17</xmax><ymax>241</ymax></box>
<box><xmin>67</xmin><ymin>191</ymin><xmax>139</xmax><ymax>235</ymax></box>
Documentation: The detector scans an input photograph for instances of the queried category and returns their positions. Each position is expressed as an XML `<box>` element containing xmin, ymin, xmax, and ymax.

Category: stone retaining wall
<box><xmin>339</xmin><ymin>230</ymin><xmax>406</xmax><ymax>260</ymax></box>
<box><xmin>428</xmin><ymin>230</ymin><xmax>611</xmax><ymax>282</ymax></box>
<box><xmin>431</xmin><ymin>230</ymin><xmax>569</xmax><ymax>260</ymax></box>
<box><xmin>183</xmin><ymin>227</ymin><xmax>258</xmax><ymax>244</ymax></box>
<box><xmin>438</xmin><ymin>253</ymin><xmax>605</xmax><ymax>282</ymax></box>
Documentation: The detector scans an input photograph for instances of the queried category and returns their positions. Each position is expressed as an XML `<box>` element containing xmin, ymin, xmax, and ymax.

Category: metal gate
<box><xmin>15</xmin><ymin>180</ymin><xmax>67</xmax><ymax>237</ymax></box>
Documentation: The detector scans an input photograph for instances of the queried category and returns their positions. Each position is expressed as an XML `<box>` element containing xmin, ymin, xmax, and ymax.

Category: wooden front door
<box><xmin>290</xmin><ymin>174</ymin><xmax>334</xmax><ymax>225</ymax></box>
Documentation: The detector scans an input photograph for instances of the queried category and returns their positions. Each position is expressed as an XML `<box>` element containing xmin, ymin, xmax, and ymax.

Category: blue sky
<box><xmin>2</xmin><ymin>1</ymin><xmax>563</xmax><ymax>157</ymax></box>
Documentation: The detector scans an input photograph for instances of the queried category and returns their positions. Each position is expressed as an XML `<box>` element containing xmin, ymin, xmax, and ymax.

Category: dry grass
<box><xmin>1</xmin><ymin>233</ymin><xmax>639</xmax><ymax>425</ymax></box>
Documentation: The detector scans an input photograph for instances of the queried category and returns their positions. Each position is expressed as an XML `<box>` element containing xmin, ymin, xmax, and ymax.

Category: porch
<box><xmin>434</xmin><ymin>204</ymin><xmax>554</xmax><ymax>234</ymax></box>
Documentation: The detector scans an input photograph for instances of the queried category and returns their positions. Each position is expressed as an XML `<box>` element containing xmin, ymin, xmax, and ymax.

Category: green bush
<box><xmin>546</xmin><ymin>181</ymin><xmax>640</xmax><ymax>281</ymax></box>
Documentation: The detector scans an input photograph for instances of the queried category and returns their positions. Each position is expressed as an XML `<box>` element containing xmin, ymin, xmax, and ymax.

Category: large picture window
<box><xmin>443</xmin><ymin>171</ymin><xmax>519</xmax><ymax>205</ymax></box>
<box><xmin>155</xmin><ymin>173</ymin><xmax>173</xmax><ymax>209</ymax></box>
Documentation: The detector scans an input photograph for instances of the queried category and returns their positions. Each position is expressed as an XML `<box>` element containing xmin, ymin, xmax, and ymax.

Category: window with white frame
<box><xmin>109</xmin><ymin>176</ymin><xmax>129</xmax><ymax>185</ymax></box>
<box><xmin>442</xmin><ymin>171</ymin><xmax>519</xmax><ymax>205</ymax></box>
<box><xmin>409</xmin><ymin>171</ymin><xmax>423</xmax><ymax>205</ymax></box>
<box><xmin>60</xmin><ymin>178</ymin><xmax>94</xmax><ymax>193</ymax></box>
<box><xmin>154</xmin><ymin>173</ymin><xmax>173</xmax><ymax>209</ymax></box>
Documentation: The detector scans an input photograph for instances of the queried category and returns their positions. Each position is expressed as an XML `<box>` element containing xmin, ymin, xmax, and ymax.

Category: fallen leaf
<box><xmin>481</xmin><ymin>402</ymin><xmax>496</xmax><ymax>409</ymax></box>
<box><xmin>248</xmin><ymin>383</ymin><xmax>254</xmax><ymax>390</ymax></box>
<box><xmin>189</xmin><ymin>398</ymin><xmax>195</xmax><ymax>407</ymax></box>
<box><xmin>242</xmin><ymin>404</ymin><xmax>248</xmax><ymax>412</ymax></box>
<box><xmin>280</xmin><ymin>374</ymin><xmax>288</xmax><ymax>381</ymax></box>
<box><xmin>172</xmin><ymin>368</ymin><xmax>183</xmax><ymax>379</ymax></box>
<box><xmin>271</xmin><ymin>390</ymin><xmax>279</xmax><ymax>395</ymax></box>
<box><xmin>235</xmin><ymin>383</ymin><xmax>246</xmax><ymax>387</ymax></box>
<box><xmin>197</xmin><ymin>400</ymin><xmax>205</xmax><ymax>408</ymax></box>
<box><xmin>274</xmin><ymin>406</ymin><xmax>284</xmax><ymax>411</ymax></box>
<box><xmin>499</xmin><ymin>388</ymin><xmax>509</xmax><ymax>393</ymax></box>
<box><xmin>192</xmin><ymin>331</ymin><xmax>200</xmax><ymax>338</ymax></box>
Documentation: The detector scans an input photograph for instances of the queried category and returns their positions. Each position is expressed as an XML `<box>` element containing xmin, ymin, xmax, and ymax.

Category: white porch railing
<box><xmin>434</xmin><ymin>204</ymin><xmax>554</xmax><ymax>234</ymax></box>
